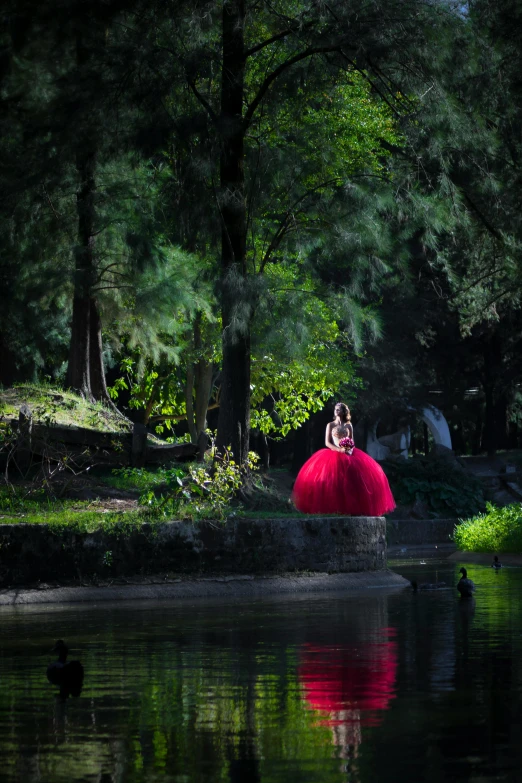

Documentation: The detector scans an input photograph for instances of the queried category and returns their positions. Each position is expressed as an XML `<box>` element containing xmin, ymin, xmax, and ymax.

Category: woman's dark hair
<box><xmin>334</xmin><ymin>402</ymin><xmax>351</xmax><ymax>423</ymax></box>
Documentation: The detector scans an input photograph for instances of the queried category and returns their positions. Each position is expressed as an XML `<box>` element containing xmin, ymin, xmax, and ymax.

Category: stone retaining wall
<box><xmin>386</xmin><ymin>518</ymin><xmax>456</xmax><ymax>546</ymax></box>
<box><xmin>0</xmin><ymin>516</ymin><xmax>386</xmax><ymax>587</ymax></box>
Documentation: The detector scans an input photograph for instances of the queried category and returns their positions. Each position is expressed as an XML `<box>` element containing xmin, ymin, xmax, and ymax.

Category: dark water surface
<box><xmin>1</xmin><ymin>560</ymin><xmax>522</xmax><ymax>783</ymax></box>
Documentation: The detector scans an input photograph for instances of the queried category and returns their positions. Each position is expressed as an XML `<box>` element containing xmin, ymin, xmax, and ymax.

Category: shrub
<box><xmin>140</xmin><ymin>446</ymin><xmax>260</xmax><ymax>522</ymax></box>
<box><xmin>454</xmin><ymin>503</ymin><xmax>522</xmax><ymax>553</ymax></box>
<box><xmin>381</xmin><ymin>456</ymin><xmax>484</xmax><ymax>518</ymax></box>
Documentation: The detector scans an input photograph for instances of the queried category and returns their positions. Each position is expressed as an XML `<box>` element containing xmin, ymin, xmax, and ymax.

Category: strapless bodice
<box><xmin>332</xmin><ymin>426</ymin><xmax>350</xmax><ymax>446</ymax></box>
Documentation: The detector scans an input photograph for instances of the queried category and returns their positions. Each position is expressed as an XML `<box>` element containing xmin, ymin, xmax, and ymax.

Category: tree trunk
<box><xmin>185</xmin><ymin>313</ymin><xmax>214</xmax><ymax>444</ymax></box>
<box><xmin>194</xmin><ymin>359</ymin><xmax>213</xmax><ymax>435</ymax></box>
<box><xmin>89</xmin><ymin>297</ymin><xmax>112</xmax><ymax>404</ymax></box>
<box><xmin>184</xmin><ymin>362</ymin><xmax>197</xmax><ymax>444</ymax></box>
<box><xmin>66</xmin><ymin>291</ymin><xmax>92</xmax><ymax>399</ymax></box>
<box><xmin>66</xmin><ymin>29</ymin><xmax>109</xmax><ymax>404</ymax></box>
<box><xmin>216</xmin><ymin>0</ymin><xmax>251</xmax><ymax>464</ymax></box>
<box><xmin>193</xmin><ymin>313</ymin><xmax>214</xmax><ymax>436</ymax></box>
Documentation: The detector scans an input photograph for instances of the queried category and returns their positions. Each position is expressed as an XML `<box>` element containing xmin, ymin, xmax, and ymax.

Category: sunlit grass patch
<box><xmin>454</xmin><ymin>503</ymin><xmax>522</xmax><ymax>553</ymax></box>
<box><xmin>0</xmin><ymin>384</ymin><xmax>131</xmax><ymax>433</ymax></box>
<box><xmin>0</xmin><ymin>508</ymin><xmax>149</xmax><ymax>534</ymax></box>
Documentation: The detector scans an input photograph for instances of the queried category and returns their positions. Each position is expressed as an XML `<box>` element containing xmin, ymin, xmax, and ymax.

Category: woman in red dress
<box><xmin>292</xmin><ymin>402</ymin><xmax>395</xmax><ymax>516</ymax></box>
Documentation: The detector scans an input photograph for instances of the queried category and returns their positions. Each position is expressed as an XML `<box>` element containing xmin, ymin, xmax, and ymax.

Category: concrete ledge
<box><xmin>0</xmin><ymin>516</ymin><xmax>386</xmax><ymax>587</ymax></box>
<box><xmin>0</xmin><ymin>570</ymin><xmax>409</xmax><ymax>606</ymax></box>
<box><xmin>386</xmin><ymin>518</ymin><xmax>456</xmax><ymax>546</ymax></box>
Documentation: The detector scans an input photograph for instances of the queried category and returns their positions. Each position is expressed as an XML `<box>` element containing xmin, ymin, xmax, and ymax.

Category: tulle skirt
<box><xmin>292</xmin><ymin>448</ymin><xmax>395</xmax><ymax>516</ymax></box>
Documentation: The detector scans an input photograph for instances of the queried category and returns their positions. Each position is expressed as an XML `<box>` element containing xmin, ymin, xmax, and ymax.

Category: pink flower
<box><xmin>338</xmin><ymin>437</ymin><xmax>354</xmax><ymax>450</ymax></box>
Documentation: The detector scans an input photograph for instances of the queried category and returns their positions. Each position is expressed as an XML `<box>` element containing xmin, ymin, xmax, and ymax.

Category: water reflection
<box><xmin>299</xmin><ymin>629</ymin><xmax>397</xmax><ymax>776</ymax></box>
<box><xmin>1</xmin><ymin>563</ymin><xmax>522</xmax><ymax>782</ymax></box>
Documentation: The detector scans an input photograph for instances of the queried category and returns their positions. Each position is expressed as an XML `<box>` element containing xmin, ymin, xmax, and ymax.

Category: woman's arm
<box><xmin>325</xmin><ymin>423</ymin><xmax>343</xmax><ymax>451</ymax></box>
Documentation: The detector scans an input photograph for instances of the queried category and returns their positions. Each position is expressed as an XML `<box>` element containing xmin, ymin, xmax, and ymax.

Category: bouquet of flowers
<box><xmin>338</xmin><ymin>437</ymin><xmax>355</xmax><ymax>451</ymax></box>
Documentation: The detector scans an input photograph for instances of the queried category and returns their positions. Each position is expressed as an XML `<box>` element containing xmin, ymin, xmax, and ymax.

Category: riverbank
<box><xmin>0</xmin><ymin>569</ymin><xmax>409</xmax><ymax>606</ymax></box>
<box><xmin>448</xmin><ymin>551</ymin><xmax>522</xmax><ymax>566</ymax></box>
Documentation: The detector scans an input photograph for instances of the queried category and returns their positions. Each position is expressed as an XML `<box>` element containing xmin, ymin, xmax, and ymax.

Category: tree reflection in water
<box><xmin>2</xmin><ymin>566</ymin><xmax>522</xmax><ymax>783</ymax></box>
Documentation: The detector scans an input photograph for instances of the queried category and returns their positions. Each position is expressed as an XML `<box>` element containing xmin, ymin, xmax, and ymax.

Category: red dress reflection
<box><xmin>299</xmin><ymin>628</ymin><xmax>398</xmax><ymax>743</ymax></box>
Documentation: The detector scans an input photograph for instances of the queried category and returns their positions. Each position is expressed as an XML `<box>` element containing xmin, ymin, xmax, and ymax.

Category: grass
<box><xmin>233</xmin><ymin>509</ymin><xmax>304</xmax><ymax>518</ymax></box>
<box><xmin>454</xmin><ymin>502</ymin><xmax>522</xmax><ymax>553</ymax></box>
<box><xmin>0</xmin><ymin>486</ymin><xmax>148</xmax><ymax>533</ymax></box>
<box><xmin>0</xmin><ymin>458</ymin><xmax>298</xmax><ymax>532</ymax></box>
<box><xmin>0</xmin><ymin>508</ymin><xmax>149</xmax><ymax>533</ymax></box>
<box><xmin>0</xmin><ymin>384</ymin><xmax>132</xmax><ymax>433</ymax></box>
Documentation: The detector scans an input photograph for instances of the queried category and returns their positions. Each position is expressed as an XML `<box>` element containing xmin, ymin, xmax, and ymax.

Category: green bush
<box><xmin>454</xmin><ymin>502</ymin><xmax>522</xmax><ymax>553</ymax></box>
<box><xmin>140</xmin><ymin>448</ymin><xmax>260</xmax><ymax>522</ymax></box>
<box><xmin>382</xmin><ymin>456</ymin><xmax>484</xmax><ymax>518</ymax></box>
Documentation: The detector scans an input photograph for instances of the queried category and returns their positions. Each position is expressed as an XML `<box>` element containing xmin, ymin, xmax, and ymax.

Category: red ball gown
<box><xmin>292</xmin><ymin>442</ymin><xmax>395</xmax><ymax>517</ymax></box>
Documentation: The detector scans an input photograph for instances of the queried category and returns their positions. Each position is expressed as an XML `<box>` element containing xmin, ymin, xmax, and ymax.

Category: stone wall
<box><xmin>386</xmin><ymin>518</ymin><xmax>456</xmax><ymax>546</ymax></box>
<box><xmin>0</xmin><ymin>516</ymin><xmax>386</xmax><ymax>587</ymax></box>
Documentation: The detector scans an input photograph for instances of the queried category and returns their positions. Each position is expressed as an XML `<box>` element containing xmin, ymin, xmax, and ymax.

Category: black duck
<box><xmin>47</xmin><ymin>640</ymin><xmax>84</xmax><ymax>698</ymax></box>
<box><xmin>457</xmin><ymin>567</ymin><xmax>475</xmax><ymax>598</ymax></box>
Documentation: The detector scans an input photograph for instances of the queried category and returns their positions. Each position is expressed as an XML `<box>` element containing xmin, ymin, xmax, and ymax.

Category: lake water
<box><xmin>1</xmin><ymin>559</ymin><xmax>522</xmax><ymax>783</ymax></box>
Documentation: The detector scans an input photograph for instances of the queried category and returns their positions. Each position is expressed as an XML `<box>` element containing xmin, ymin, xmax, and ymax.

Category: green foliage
<box><xmin>108</xmin><ymin>317</ymin><xmax>218</xmax><ymax>435</ymax></box>
<box><xmin>108</xmin><ymin>465</ymin><xmax>186</xmax><ymax>493</ymax></box>
<box><xmin>454</xmin><ymin>502</ymin><xmax>522</xmax><ymax>554</ymax></box>
<box><xmin>382</xmin><ymin>457</ymin><xmax>485</xmax><ymax>518</ymax></box>
<box><xmin>141</xmin><ymin>447</ymin><xmax>260</xmax><ymax>522</ymax></box>
<box><xmin>251</xmin><ymin>267</ymin><xmax>363</xmax><ymax>436</ymax></box>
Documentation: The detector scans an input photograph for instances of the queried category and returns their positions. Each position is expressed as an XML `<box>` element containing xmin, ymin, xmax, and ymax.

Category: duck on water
<box><xmin>46</xmin><ymin>640</ymin><xmax>84</xmax><ymax>698</ymax></box>
<box><xmin>457</xmin><ymin>567</ymin><xmax>476</xmax><ymax>598</ymax></box>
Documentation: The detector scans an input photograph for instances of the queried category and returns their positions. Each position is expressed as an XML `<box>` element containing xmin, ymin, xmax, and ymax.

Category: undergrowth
<box><xmin>454</xmin><ymin>503</ymin><xmax>522</xmax><ymax>553</ymax></box>
<box><xmin>382</xmin><ymin>456</ymin><xmax>484</xmax><ymax>518</ymax></box>
<box><xmin>106</xmin><ymin>465</ymin><xmax>187</xmax><ymax>492</ymax></box>
<box><xmin>0</xmin><ymin>443</ymin><xmax>266</xmax><ymax>528</ymax></box>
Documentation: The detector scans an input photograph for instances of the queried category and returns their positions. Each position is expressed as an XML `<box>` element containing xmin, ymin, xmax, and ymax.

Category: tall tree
<box><xmin>122</xmin><ymin>0</ymin><xmax>469</xmax><ymax>463</ymax></box>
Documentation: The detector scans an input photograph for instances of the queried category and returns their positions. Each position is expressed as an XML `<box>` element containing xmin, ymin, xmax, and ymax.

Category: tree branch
<box><xmin>259</xmin><ymin>177</ymin><xmax>342</xmax><ymax>273</ymax></box>
<box><xmin>244</xmin><ymin>20</ymin><xmax>314</xmax><ymax>58</ymax></box>
<box><xmin>189</xmin><ymin>81</ymin><xmax>218</xmax><ymax>125</ymax></box>
<box><xmin>243</xmin><ymin>45</ymin><xmax>337</xmax><ymax>129</ymax></box>
<box><xmin>463</xmin><ymin>192</ymin><xmax>503</xmax><ymax>241</ymax></box>
<box><xmin>150</xmin><ymin>402</ymin><xmax>220</xmax><ymax>423</ymax></box>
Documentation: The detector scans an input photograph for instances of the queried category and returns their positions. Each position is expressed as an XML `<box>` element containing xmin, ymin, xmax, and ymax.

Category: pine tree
<box><xmin>117</xmin><ymin>0</ymin><xmax>474</xmax><ymax>463</ymax></box>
